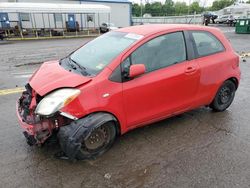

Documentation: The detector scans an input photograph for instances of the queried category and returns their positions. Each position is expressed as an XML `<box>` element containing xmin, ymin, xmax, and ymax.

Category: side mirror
<box><xmin>129</xmin><ymin>64</ymin><xmax>146</xmax><ymax>78</ymax></box>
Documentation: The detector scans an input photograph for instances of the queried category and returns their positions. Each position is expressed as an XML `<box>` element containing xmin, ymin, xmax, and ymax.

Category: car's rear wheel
<box><xmin>210</xmin><ymin>80</ymin><xmax>236</xmax><ymax>112</ymax></box>
<box><xmin>76</xmin><ymin>121</ymin><xmax>117</xmax><ymax>160</ymax></box>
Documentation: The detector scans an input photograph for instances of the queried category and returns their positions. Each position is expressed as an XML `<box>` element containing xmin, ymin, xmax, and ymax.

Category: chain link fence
<box><xmin>132</xmin><ymin>14</ymin><xmax>203</xmax><ymax>25</ymax></box>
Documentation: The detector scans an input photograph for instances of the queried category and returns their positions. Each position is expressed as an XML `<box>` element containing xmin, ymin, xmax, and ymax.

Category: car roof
<box><xmin>117</xmin><ymin>24</ymin><xmax>219</xmax><ymax>36</ymax></box>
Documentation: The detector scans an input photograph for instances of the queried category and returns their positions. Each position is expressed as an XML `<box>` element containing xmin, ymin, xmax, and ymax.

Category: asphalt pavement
<box><xmin>0</xmin><ymin>26</ymin><xmax>250</xmax><ymax>188</ymax></box>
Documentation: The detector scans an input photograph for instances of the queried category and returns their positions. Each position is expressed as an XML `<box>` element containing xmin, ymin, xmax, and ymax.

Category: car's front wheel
<box><xmin>76</xmin><ymin>121</ymin><xmax>117</xmax><ymax>160</ymax></box>
<box><xmin>210</xmin><ymin>80</ymin><xmax>236</xmax><ymax>112</ymax></box>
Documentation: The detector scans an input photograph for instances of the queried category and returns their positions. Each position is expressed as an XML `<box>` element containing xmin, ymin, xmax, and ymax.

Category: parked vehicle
<box><xmin>203</xmin><ymin>12</ymin><xmax>218</xmax><ymax>24</ymax></box>
<box><xmin>17</xmin><ymin>24</ymin><xmax>241</xmax><ymax>160</ymax></box>
<box><xmin>215</xmin><ymin>15</ymin><xmax>228</xmax><ymax>23</ymax></box>
<box><xmin>99</xmin><ymin>22</ymin><xmax>118</xmax><ymax>33</ymax></box>
<box><xmin>216</xmin><ymin>14</ymin><xmax>236</xmax><ymax>25</ymax></box>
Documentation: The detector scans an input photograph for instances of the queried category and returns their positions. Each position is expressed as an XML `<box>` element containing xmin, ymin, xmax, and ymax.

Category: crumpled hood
<box><xmin>29</xmin><ymin>60</ymin><xmax>91</xmax><ymax>96</ymax></box>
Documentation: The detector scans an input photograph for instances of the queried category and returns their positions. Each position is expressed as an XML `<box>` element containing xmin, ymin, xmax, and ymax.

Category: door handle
<box><xmin>185</xmin><ymin>66</ymin><xmax>196</xmax><ymax>74</ymax></box>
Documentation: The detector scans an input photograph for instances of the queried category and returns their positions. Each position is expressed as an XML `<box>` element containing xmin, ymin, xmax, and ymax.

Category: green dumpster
<box><xmin>235</xmin><ymin>19</ymin><xmax>250</xmax><ymax>34</ymax></box>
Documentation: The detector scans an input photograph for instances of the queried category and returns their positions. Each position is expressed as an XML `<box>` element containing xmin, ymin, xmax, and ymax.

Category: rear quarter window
<box><xmin>191</xmin><ymin>31</ymin><xmax>225</xmax><ymax>57</ymax></box>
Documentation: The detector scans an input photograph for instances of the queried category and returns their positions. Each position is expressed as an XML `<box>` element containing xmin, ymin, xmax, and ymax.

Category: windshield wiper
<box><xmin>68</xmin><ymin>57</ymin><xmax>91</xmax><ymax>76</ymax></box>
<box><xmin>66</xmin><ymin>57</ymin><xmax>77</xmax><ymax>70</ymax></box>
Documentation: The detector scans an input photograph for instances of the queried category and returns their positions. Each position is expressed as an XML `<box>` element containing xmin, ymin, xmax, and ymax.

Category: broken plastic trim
<box><xmin>23</xmin><ymin>131</ymin><xmax>37</xmax><ymax>146</ymax></box>
<box><xmin>57</xmin><ymin>112</ymin><xmax>117</xmax><ymax>160</ymax></box>
<box><xmin>60</xmin><ymin>111</ymin><xmax>78</xmax><ymax>120</ymax></box>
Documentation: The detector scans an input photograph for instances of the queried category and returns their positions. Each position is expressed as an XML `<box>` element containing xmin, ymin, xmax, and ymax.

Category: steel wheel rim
<box><xmin>83</xmin><ymin>125</ymin><xmax>111</xmax><ymax>151</ymax></box>
<box><xmin>218</xmin><ymin>86</ymin><xmax>232</xmax><ymax>105</ymax></box>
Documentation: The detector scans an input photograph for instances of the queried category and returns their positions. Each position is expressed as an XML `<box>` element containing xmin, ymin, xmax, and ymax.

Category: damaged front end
<box><xmin>17</xmin><ymin>84</ymin><xmax>118</xmax><ymax>160</ymax></box>
<box><xmin>17</xmin><ymin>84</ymin><xmax>71</xmax><ymax>146</ymax></box>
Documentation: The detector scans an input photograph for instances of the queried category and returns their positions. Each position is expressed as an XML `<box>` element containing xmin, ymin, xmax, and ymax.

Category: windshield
<box><xmin>70</xmin><ymin>31</ymin><xmax>142</xmax><ymax>75</ymax></box>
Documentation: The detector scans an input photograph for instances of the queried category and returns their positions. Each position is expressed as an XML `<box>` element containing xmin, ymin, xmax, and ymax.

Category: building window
<box><xmin>87</xmin><ymin>15</ymin><xmax>94</xmax><ymax>22</ymax></box>
<box><xmin>54</xmin><ymin>13</ymin><xmax>62</xmax><ymax>22</ymax></box>
<box><xmin>20</xmin><ymin>13</ymin><xmax>30</xmax><ymax>21</ymax></box>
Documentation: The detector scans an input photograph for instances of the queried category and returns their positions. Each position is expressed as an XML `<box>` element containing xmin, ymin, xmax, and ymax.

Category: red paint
<box><xmin>29</xmin><ymin>61</ymin><xmax>91</xmax><ymax>96</ymax></box>
<box><xmin>17</xmin><ymin>24</ymin><xmax>241</xmax><ymax>141</ymax></box>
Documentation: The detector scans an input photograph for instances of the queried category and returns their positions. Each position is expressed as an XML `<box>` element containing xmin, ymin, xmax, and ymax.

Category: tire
<box><xmin>76</xmin><ymin>121</ymin><xmax>117</xmax><ymax>160</ymax></box>
<box><xmin>210</xmin><ymin>80</ymin><xmax>236</xmax><ymax>112</ymax></box>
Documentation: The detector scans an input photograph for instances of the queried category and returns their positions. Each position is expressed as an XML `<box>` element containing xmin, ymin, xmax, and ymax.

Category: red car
<box><xmin>17</xmin><ymin>24</ymin><xmax>240</xmax><ymax>160</ymax></box>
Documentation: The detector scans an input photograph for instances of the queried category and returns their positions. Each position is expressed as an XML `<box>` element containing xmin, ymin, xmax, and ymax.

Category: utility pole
<box><xmin>188</xmin><ymin>0</ymin><xmax>191</xmax><ymax>15</ymax></box>
<box><xmin>140</xmin><ymin>0</ymin><xmax>143</xmax><ymax>24</ymax></box>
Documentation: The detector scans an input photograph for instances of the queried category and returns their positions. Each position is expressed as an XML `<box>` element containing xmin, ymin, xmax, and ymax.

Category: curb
<box><xmin>6</xmin><ymin>34</ymin><xmax>99</xmax><ymax>41</ymax></box>
<box><xmin>15</xmin><ymin>62</ymin><xmax>43</xmax><ymax>67</ymax></box>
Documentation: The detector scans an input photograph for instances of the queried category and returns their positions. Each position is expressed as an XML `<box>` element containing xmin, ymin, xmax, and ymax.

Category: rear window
<box><xmin>191</xmin><ymin>31</ymin><xmax>225</xmax><ymax>57</ymax></box>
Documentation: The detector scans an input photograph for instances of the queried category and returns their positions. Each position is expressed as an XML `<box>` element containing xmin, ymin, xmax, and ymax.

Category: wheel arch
<box><xmin>209</xmin><ymin>76</ymin><xmax>239</xmax><ymax>106</ymax></box>
<box><xmin>78</xmin><ymin>111</ymin><xmax>122</xmax><ymax>136</ymax></box>
<box><xmin>227</xmin><ymin>77</ymin><xmax>239</xmax><ymax>89</ymax></box>
<box><xmin>58</xmin><ymin>111</ymin><xmax>122</xmax><ymax>160</ymax></box>
<box><xmin>89</xmin><ymin>111</ymin><xmax>122</xmax><ymax>136</ymax></box>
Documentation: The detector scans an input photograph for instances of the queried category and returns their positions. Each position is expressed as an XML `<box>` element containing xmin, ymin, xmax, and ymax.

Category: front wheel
<box><xmin>76</xmin><ymin>121</ymin><xmax>117</xmax><ymax>160</ymax></box>
<box><xmin>210</xmin><ymin>80</ymin><xmax>236</xmax><ymax>112</ymax></box>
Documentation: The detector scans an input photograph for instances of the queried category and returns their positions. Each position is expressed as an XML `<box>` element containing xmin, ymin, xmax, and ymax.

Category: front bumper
<box><xmin>16</xmin><ymin>84</ymin><xmax>74</xmax><ymax>145</ymax></box>
<box><xmin>16</xmin><ymin>102</ymin><xmax>36</xmax><ymax>136</ymax></box>
<box><xmin>16</xmin><ymin>101</ymin><xmax>55</xmax><ymax>145</ymax></box>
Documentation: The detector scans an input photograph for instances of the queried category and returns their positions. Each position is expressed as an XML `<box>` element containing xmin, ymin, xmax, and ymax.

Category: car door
<box><xmin>122</xmin><ymin>31</ymin><xmax>201</xmax><ymax>128</ymax></box>
<box><xmin>188</xmin><ymin>30</ymin><xmax>226</xmax><ymax>105</ymax></box>
<box><xmin>0</xmin><ymin>13</ymin><xmax>10</xmax><ymax>29</ymax></box>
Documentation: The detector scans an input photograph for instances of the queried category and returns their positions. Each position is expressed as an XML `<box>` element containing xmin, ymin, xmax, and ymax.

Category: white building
<box><xmin>0</xmin><ymin>0</ymin><xmax>132</xmax><ymax>32</ymax></box>
<box><xmin>216</xmin><ymin>3</ymin><xmax>250</xmax><ymax>18</ymax></box>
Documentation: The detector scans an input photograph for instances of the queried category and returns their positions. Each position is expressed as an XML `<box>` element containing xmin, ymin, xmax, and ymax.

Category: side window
<box><xmin>191</xmin><ymin>31</ymin><xmax>225</xmax><ymax>57</ymax></box>
<box><xmin>121</xmin><ymin>57</ymin><xmax>131</xmax><ymax>78</ymax></box>
<box><xmin>129</xmin><ymin>32</ymin><xmax>186</xmax><ymax>73</ymax></box>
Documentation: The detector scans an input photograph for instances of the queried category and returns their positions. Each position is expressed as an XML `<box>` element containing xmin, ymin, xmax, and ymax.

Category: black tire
<box><xmin>76</xmin><ymin>121</ymin><xmax>117</xmax><ymax>160</ymax></box>
<box><xmin>210</xmin><ymin>80</ymin><xmax>236</xmax><ymax>112</ymax></box>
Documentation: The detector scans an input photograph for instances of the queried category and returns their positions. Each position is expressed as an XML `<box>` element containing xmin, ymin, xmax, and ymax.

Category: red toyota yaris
<box><xmin>17</xmin><ymin>24</ymin><xmax>240</xmax><ymax>160</ymax></box>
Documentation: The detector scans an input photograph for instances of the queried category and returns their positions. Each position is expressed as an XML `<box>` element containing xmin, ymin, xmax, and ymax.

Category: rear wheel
<box><xmin>76</xmin><ymin>121</ymin><xmax>117</xmax><ymax>160</ymax></box>
<box><xmin>210</xmin><ymin>80</ymin><xmax>236</xmax><ymax>112</ymax></box>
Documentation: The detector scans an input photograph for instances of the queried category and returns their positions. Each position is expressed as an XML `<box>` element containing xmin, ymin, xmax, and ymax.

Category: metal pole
<box><xmin>93</xmin><ymin>14</ymin><xmax>96</xmax><ymax>31</ymax></box>
<box><xmin>81</xmin><ymin>13</ymin><xmax>83</xmax><ymax>33</ymax></box>
<box><xmin>30</xmin><ymin>13</ymin><xmax>35</xmax><ymax>37</ymax></box>
<box><xmin>18</xmin><ymin>12</ymin><xmax>23</xmax><ymax>38</ymax></box>
<box><xmin>85</xmin><ymin>14</ymin><xmax>87</xmax><ymax>30</ymax></box>
<box><xmin>98</xmin><ymin>13</ymin><xmax>100</xmax><ymax>34</ymax></box>
<box><xmin>188</xmin><ymin>0</ymin><xmax>191</xmax><ymax>15</ymax></box>
<box><xmin>42</xmin><ymin>13</ymin><xmax>45</xmax><ymax>28</ymax></box>
<box><xmin>33</xmin><ymin>13</ymin><xmax>38</xmax><ymax>38</ymax></box>
<box><xmin>53</xmin><ymin>13</ymin><xmax>57</xmax><ymax>29</ymax></box>
<box><xmin>48</xmin><ymin>13</ymin><xmax>52</xmax><ymax>37</ymax></box>
<box><xmin>98</xmin><ymin>13</ymin><xmax>100</xmax><ymax>26</ymax></box>
<box><xmin>42</xmin><ymin>13</ymin><xmax>45</xmax><ymax>36</ymax></box>
<box><xmin>140</xmin><ymin>0</ymin><xmax>143</xmax><ymax>24</ymax></box>
<box><xmin>75</xmin><ymin>14</ymin><xmax>77</xmax><ymax>36</ymax></box>
<box><xmin>62</xmin><ymin>13</ymin><xmax>65</xmax><ymax>36</ymax></box>
<box><xmin>64</xmin><ymin>13</ymin><xmax>67</xmax><ymax>36</ymax></box>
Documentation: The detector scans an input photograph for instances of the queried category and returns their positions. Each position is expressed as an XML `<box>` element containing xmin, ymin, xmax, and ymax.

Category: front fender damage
<box><xmin>57</xmin><ymin>112</ymin><xmax>117</xmax><ymax>160</ymax></box>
